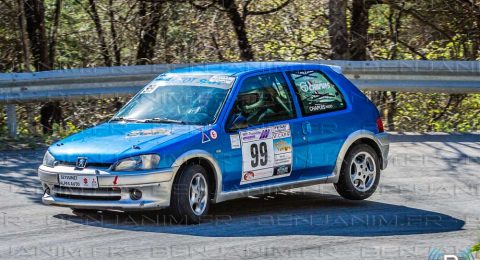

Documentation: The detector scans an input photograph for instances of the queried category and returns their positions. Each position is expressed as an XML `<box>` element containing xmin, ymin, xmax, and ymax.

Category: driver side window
<box><xmin>227</xmin><ymin>73</ymin><xmax>296</xmax><ymax>131</ymax></box>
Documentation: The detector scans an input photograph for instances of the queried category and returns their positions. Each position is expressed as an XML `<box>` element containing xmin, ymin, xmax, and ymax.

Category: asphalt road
<box><xmin>0</xmin><ymin>133</ymin><xmax>479</xmax><ymax>259</ymax></box>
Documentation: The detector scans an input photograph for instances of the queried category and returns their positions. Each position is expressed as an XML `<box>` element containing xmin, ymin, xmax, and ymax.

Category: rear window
<box><xmin>286</xmin><ymin>70</ymin><xmax>346</xmax><ymax>115</ymax></box>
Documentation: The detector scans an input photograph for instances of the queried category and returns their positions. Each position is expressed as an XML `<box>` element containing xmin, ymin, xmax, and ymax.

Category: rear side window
<box><xmin>287</xmin><ymin>70</ymin><xmax>346</xmax><ymax>115</ymax></box>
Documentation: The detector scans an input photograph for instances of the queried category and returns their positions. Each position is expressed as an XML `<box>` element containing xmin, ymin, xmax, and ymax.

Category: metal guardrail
<box><xmin>321</xmin><ymin>60</ymin><xmax>480</xmax><ymax>93</ymax></box>
<box><xmin>0</xmin><ymin>64</ymin><xmax>187</xmax><ymax>103</ymax></box>
<box><xmin>1</xmin><ymin>60</ymin><xmax>480</xmax><ymax>104</ymax></box>
<box><xmin>1</xmin><ymin>60</ymin><xmax>480</xmax><ymax>137</ymax></box>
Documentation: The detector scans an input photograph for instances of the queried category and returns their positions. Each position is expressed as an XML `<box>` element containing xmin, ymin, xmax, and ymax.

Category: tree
<box><xmin>136</xmin><ymin>0</ymin><xmax>165</xmax><ymax>65</ymax></box>
<box><xmin>16</xmin><ymin>0</ymin><xmax>32</xmax><ymax>72</ymax></box>
<box><xmin>87</xmin><ymin>0</ymin><xmax>112</xmax><ymax>66</ymax></box>
<box><xmin>23</xmin><ymin>0</ymin><xmax>63</xmax><ymax>133</ymax></box>
<box><xmin>24</xmin><ymin>0</ymin><xmax>51</xmax><ymax>71</ymax></box>
<box><xmin>328</xmin><ymin>0</ymin><xmax>349</xmax><ymax>60</ymax></box>
<box><xmin>350</xmin><ymin>0</ymin><xmax>372</xmax><ymax>60</ymax></box>
<box><xmin>328</xmin><ymin>0</ymin><xmax>375</xmax><ymax>60</ymax></box>
<box><xmin>49</xmin><ymin>0</ymin><xmax>62</xmax><ymax>68</ymax></box>
<box><xmin>108</xmin><ymin>0</ymin><xmax>121</xmax><ymax>65</ymax></box>
<box><xmin>191</xmin><ymin>0</ymin><xmax>291</xmax><ymax>61</ymax></box>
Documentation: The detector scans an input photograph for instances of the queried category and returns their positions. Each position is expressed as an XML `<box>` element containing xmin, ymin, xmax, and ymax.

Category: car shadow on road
<box><xmin>52</xmin><ymin>191</ymin><xmax>465</xmax><ymax>237</ymax></box>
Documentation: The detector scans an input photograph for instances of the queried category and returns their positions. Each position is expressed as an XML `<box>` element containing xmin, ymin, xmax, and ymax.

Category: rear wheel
<box><xmin>334</xmin><ymin>144</ymin><xmax>380</xmax><ymax>200</ymax></box>
<box><xmin>170</xmin><ymin>164</ymin><xmax>210</xmax><ymax>224</ymax></box>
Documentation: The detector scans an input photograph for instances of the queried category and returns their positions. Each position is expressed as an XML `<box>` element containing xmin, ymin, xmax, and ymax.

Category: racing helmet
<box><xmin>237</xmin><ymin>80</ymin><xmax>266</xmax><ymax>114</ymax></box>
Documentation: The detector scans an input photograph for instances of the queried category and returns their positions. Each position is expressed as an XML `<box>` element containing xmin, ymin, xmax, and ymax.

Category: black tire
<box><xmin>334</xmin><ymin>144</ymin><xmax>381</xmax><ymax>200</ymax></box>
<box><xmin>170</xmin><ymin>164</ymin><xmax>211</xmax><ymax>224</ymax></box>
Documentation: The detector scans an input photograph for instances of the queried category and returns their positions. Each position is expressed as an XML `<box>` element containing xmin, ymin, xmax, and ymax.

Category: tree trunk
<box><xmin>24</xmin><ymin>0</ymin><xmax>51</xmax><ymax>71</ymax></box>
<box><xmin>350</xmin><ymin>0</ymin><xmax>370</xmax><ymax>61</ymax></box>
<box><xmin>218</xmin><ymin>0</ymin><xmax>254</xmax><ymax>61</ymax></box>
<box><xmin>328</xmin><ymin>0</ymin><xmax>349</xmax><ymax>60</ymax></box>
<box><xmin>88</xmin><ymin>0</ymin><xmax>112</xmax><ymax>66</ymax></box>
<box><xmin>40</xmin><ymin>101</ymin><xmax>63</xmax><ymax>134</ymax></box>
<box><xmin>136</xmin><ymin>0</ymin><xmax>163</xmax><ymax>65</ymax></box>
<box><xmin>23</xmin><ymin>0</ymin><xmax>64</xmax><ymax>134</ymax></box>
<box><xmin>108</xmin><ymin>0</ymin><xmax>121</xmax><ymax>66</ymax></box>
<box><xmin>386</xmin><ymin>91</ymin><xmax>396</xmax><ymax>131</ymax></box>
<box><xmin>16</xmin><ymin>0</ymin><xmax>32</xmax><ymax>72</ymax></box>
<box><xmin>48</xmin><ymin>0</ymin><xmax>62</xmax><ymax>68</ymax></box>
<box><xmin>17</xmin><ymin>0</ymin><xmax>37</xmax><ymax>135</ymax></box>
<box><xmin>211</xmin><ymin>33</ymin><xmax>225</xmax><ymax>61</ymax></box>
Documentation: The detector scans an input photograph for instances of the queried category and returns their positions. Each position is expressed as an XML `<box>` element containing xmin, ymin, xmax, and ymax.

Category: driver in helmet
<box><xmin>230</xmin><ymin>85</ymin><xmax>275</xmax><ymax>129</ymax></box>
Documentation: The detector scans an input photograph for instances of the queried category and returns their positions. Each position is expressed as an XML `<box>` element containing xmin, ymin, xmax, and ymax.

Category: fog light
<box><xmin>130</xmin><ymin>189</ymin><xmax>142</xmax><ymax>200</ymax></box>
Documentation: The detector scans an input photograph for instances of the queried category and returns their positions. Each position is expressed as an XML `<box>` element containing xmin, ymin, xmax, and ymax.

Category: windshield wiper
<box><xmin>142</xmin><ymin>117</ymin><xmax>185</xmax><ymax>124</ymax></box>
<box><xmin>110</xmin><ymin>117</ymin><xmax>141</xmax><ymax>122</ymax></box>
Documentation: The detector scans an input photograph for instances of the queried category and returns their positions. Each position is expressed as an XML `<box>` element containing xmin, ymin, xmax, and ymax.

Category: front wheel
<box><xmin>334</xmin><ymin>144</ymin><xmax>380</xmax><ymax>200</ymax></box>
<box><xmin>170</xmin><ymin>164</ymin><xmax>210</xmax><ymax>224</ymax></box>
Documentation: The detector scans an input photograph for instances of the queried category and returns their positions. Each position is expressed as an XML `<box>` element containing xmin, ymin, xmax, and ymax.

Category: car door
<box><xmin>285</xmin><ymin>69</ymin><xmax>352</xmax><ymax>178</ymax></box>
<box><xmin>219</xmin><ymin>72</ymin><xmax>309</xmax><ymax>192</ymax></box>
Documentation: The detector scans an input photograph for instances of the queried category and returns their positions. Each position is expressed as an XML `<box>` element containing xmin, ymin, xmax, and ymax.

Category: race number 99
<box><xmin>250</xmin><ymin>142</ymin><xmax>268</xmax><ymax>167</ymax></box>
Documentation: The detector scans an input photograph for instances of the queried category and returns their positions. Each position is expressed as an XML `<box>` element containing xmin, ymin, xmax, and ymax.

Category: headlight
<box><xmin>112</xmin><ymin>154</ymin><xmax>160</xmax><ymax>172</ymax></box>
<box><xmin>42</xmin><ymin>151</ymin><xmax>56</xmax><ymax>167</ymax></box>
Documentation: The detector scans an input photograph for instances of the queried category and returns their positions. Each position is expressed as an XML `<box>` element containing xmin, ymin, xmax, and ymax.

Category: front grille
<box><xmin>53</xmin><ymin>185</ymin><xmax>121</xmax><ymax>201</ymax></box>
<box><xmin>56</xmin><ymin>161</ymin><xmax>112</xmax><ymax>168</ymax></box>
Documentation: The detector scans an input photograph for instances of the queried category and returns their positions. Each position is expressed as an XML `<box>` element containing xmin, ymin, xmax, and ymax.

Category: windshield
<box><xmin>113</xmin><ymin>74</ymin><xmax>234</xmax><ymax>125</ymax></box>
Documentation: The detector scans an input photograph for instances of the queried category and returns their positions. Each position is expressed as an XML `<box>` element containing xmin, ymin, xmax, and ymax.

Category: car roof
<box><xmin>168</xmin><ymin>62</ymin><xmax>341</xmax><ymax>76</ymax></box>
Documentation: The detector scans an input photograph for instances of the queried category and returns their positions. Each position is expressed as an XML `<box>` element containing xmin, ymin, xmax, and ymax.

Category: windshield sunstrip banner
<box><xmin>142</xmin><ymin>74</ymin><xmax>236</xmax><ymax>93</ymax></box>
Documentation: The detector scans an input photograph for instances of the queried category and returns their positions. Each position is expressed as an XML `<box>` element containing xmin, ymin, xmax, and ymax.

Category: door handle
<box><xmin>302</xmin><ymin>121</ymin><xmax>312</xmax><ymax>135</ymax></box>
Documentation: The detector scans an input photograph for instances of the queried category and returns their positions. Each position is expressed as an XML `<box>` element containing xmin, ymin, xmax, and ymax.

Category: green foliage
<box><xmin>472</xmin><ymin>243</ymin><xmax>480</xmax><ymax>253</ymax></box>
<box><xmin>394</xmin><ymin>93</ymin><xmax>479</xmax><ymax>132</ymax></box>
<box><xmin>0</xmin><ymin>107</ymin><xmax>6</xmax><ymax>136</ymax></box>
<box><xmin>45</xmin><ymin>121</ymin><xmax>79</xmax><ymax>144</ymax></box>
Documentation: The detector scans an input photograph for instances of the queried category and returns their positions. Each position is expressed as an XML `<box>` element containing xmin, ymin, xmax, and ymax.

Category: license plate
<box><xmin>59</xmin><ymin>174</ymin><xmax>98</xmax><ymax>188</ymax></box>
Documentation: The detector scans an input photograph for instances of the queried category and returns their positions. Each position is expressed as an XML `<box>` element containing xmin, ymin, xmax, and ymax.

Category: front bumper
<box><xmin>38</xmin><ymin>165</ymin><xmax>174</xmax><ymax>211</ymax></box>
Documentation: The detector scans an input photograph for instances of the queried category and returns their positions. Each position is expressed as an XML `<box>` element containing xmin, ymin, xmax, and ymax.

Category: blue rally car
<box><xmin>38</xmin><ymin>62</ymin><xmax>389</xmax><ymax>223</ymax></box>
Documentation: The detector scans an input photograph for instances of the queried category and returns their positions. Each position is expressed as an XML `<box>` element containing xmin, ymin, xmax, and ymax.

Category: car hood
<box><xmin>49</xmin><ymin>122</ymin><xmax>200</xmax><ymax>164</ymax></box>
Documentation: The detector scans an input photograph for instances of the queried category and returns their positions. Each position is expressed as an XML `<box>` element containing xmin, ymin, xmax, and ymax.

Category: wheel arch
<box><xmin>329</xmin><ymin>130</ymin><xmax>386</xmax><ymax>184</ymax></box>
<box><xmin>171</xmin><ymin>150</ymin><xmax>222</xmax><ymax>203</ymax></box>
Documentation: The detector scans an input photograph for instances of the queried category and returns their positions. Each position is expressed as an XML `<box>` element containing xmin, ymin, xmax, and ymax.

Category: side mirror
<box><xmin>227</xmin><ymin>114</ymin><xmax>247</xmax><ymax>131</ymax></box>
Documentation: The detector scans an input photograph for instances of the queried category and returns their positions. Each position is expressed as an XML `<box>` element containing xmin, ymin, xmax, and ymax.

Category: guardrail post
<box><xmin>6</xmin><ymin>104</ymin><xmax>17</xmax><ymax>138</ymax></box>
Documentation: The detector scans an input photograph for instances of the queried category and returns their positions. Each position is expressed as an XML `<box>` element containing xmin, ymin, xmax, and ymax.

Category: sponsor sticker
<box><xmin>243</xmin><ymin>171</ymin><xmax>255</xmax><ymax>181</ymax></box>
<box><xmin>210</xmin><ymin>130</ymin><xmax>218</xmax><ymax>140</ymax></box>
<box><xmin>127</xmin><ymin>128</ymin><xmax>172</xmax><ymax>137</ymax></box>
<box><xmin>309</xmin><ymin>103</ymin><xmax>335</xmax><ymax>112</ymax></box>
<box><xmin>272</xmin><ymin>130</ymin><xmax>291</xmax><ymax>139</ymax></box>
<box><xmin>230</xmin><ymin>134</ymin><xmax>241</xmax><ymax>149</ymax></box>
<box><xmin>299</xmin><ymin>80</ymin><xmax>331</xmax><ymax>92</ymax></box>
<box><xmin>141</xmin><ymin>83</ymin><xmax>160</xmax><ymax>94</ymax></box>
<box><xmin>209</xmin><ymin>75</ymin><xmax>236</xmax><ymax>84</ymax></box>
<box><xmin>273</xmin><ymin>138</ymin><xmax>292</xmax><ymax>154</ymax></box>
<box><xmin>59</xmin><ymin>174</ymin><xmax>98</xmax><ymax>188</ymax></box>
<box><xmin>274</xmin><ymin>153</ymin><xmax>292</xmax><ymax>165</ymax></box>
<box><xmin>274</xmin><ymin>165</ymin><xmax>291</xmax><ymax>176</ymax></box>
<box><xmin>240</xmin><ymin>128</ymin><xmax>272</xmax><ymax>142</ymax></box>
